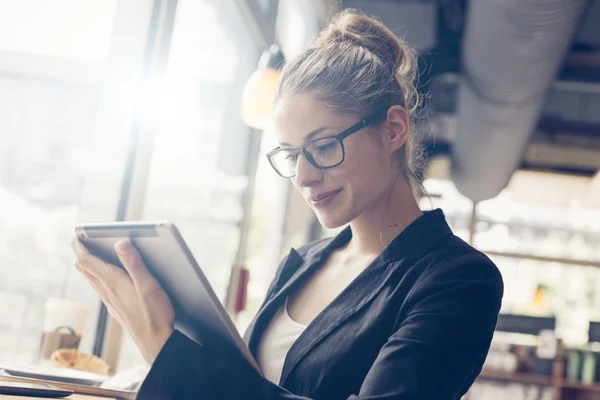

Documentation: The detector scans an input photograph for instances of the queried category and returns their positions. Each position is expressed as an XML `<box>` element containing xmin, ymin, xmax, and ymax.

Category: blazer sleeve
<box><xmin>347</xmin><ymin>253</ymin><xmax>503</xmax><ymax>399</ymax></box>
<box><xmin>137</xmin><ymin>254</ymin><xmax>503</xmax><ymax>400</ymax></box>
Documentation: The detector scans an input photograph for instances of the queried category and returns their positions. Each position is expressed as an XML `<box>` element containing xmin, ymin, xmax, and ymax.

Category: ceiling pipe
<box><xmin>452</xmin><ymin>0</ymin><xmax>590</xmax><ymax>202</ymax></box>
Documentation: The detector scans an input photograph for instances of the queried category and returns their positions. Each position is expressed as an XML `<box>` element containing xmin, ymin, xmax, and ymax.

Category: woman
<box><xmin>72</xmin><ymin>10</ymin><xmax>503</xmax><ymax>400</ymax></box>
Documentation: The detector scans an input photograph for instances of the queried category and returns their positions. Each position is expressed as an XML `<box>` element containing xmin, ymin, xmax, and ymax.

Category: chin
<box><xmin>314</xmin><ymin>209</ymin><xmax>353</xmax><ymax>230</ymax></box>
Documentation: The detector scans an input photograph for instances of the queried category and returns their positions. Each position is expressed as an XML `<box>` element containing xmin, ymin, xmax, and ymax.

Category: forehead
<box><xmin>273</xmin><ymin>94</ymin><xmax>358</xmax><ymax>147</ymax></box>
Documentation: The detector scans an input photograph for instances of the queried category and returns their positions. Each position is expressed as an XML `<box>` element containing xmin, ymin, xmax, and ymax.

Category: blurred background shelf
<box><xmin>560</xmin><ymin>380</ymin><xmax>600</xmax><ymax>392</ymax></box>
<box><xmin>479</xmin><ymin>369</ymin><xmax>552</xmax><ymax>386</ymax></box>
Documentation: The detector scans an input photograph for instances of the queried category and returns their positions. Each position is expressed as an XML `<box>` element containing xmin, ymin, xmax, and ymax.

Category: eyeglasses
<box><xmin>266</xmin><ymin>108</ymin><xmax>388</xmax><ymax>178</ymax></box>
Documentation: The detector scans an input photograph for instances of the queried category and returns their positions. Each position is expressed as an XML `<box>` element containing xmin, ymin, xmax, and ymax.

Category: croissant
<box><xmin>49</xmin><ymin>348</ymin><xmax>110</xmax><ymax>376</ymax></box>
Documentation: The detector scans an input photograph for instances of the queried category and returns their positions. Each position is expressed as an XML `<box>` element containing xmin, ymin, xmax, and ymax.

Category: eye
<box><xmin>316</xmin><ymin>142</ymin><xmax>336</xmax><ymax>153</ymax></box>
<box><xmin>284</xmin><ymin>152</ymin><xmax>298</xmax><ymax>164</ymax></box>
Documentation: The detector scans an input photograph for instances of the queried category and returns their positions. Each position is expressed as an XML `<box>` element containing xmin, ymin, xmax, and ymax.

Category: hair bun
<box><xmin>316</xmin><ymin>9</ymin><xmax>413</xmax><ymax>77</ymax></box>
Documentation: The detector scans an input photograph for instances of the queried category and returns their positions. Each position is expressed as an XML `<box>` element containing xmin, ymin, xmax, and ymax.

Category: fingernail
<box><xmin>115</xmin><ymin>241</ymin><xmax>129</xmax><ymax>254</ymax></box>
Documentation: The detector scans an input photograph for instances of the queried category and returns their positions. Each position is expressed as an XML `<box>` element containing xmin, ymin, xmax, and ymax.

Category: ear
<box><xmin>384</xmin><ymin>105</ymin><xmax>410</xmax><ymax>153</ymax></box>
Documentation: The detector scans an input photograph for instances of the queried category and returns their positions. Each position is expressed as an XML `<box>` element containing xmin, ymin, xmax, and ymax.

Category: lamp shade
<box><xmin>241</xmin><ymin>45</ymin><xmax>285</xmax><ymax>130</ymax></box>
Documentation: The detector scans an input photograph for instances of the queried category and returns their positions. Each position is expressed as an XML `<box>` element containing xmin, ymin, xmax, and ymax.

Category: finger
<box><xmin>72</xmin><ymin>237</ymin><xmax>126</xmax><ymax>284</ymax></box>
<box><xmin>114</xmin><ymin>240</ymin><xmax>160</xmax><ymax>291</ymax></box>
<box><xmin>71</xmin><ymin>236</ymin><xmax>93</xmax><ymax>261</ymax></box>
<box><xmin>71</xmin><ymin>237</ymin><xmax>104</xmax><ymax>270</ymax></box>
<box><xmin>76</xmin><ymin>263</ymin><xmax>125</xmax><ymax>326</ymax></box>
<box><xmin>76</xmin><ymin>261</ymin><xmax>101</xmax><ymax>285</ymax></box>
<box><xmin>76</xmin><ymin>262</ymin><xmax>110</xmax><ymax>303</ymax></box>
<box><xmin>75</xmin><ymin>256</ymin><xmax>131</xmax><ymax>312</ymax></box>
<box><xmin>105</xmin><ymin>305</ymin><xmax>125</xmax><ymax>328</ymax></box>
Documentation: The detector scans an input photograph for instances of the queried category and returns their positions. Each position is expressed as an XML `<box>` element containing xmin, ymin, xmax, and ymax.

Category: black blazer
<box><xmin>137</xmin><ymin>209</ymin><xmax>503</xmax><ymax>399</ymax></box>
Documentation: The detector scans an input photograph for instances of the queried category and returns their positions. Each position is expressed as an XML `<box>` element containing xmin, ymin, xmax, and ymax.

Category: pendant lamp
<box><xmin>241</xmin><ymin>44</ymin><xmax>285</xmax><ymax>130</ymax></box>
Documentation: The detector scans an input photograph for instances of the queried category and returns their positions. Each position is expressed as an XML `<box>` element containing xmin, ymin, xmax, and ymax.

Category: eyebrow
<box><xmin>279</xmin><ymin>126</ymin><xmax>341</xmax><ymax>148</ymax></box>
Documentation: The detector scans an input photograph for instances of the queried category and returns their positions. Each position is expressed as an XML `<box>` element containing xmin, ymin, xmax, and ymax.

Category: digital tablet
<box><xmin>0</xmin><ymin>382</ymin><xmax>73</xmax><ymax>398</ymax></box>
<box><xmin>74</xmin><ymin>222</ymin><xmax>261</xmax><ymax>375</ymax></box>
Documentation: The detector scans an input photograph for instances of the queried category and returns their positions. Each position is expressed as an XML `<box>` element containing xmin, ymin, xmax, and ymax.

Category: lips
<box><xmin>310</xmin><ymin>189</ymin><xmax>342</xmax><ymax>202</ymax></box>
<box><xmin>308</xmin><ymin>189</ymin><xmax>343</xmax><ymax>209</ymax></box>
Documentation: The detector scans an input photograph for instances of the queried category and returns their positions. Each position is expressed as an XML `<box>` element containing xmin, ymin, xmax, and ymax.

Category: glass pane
<box><xmin>0</xmin><ymin>0</ymin><xmax>118</xmax><ymax>63</ymax></box>
<box><xmin>307</xmin><ymin>137</ymin><xmax>343</xmax><ymax>167</ymax></box>
<box><xmin>116</xmin><ymin>0</ymin><xmax>258</xmax><ymax>371</ymax></box>
<box><xmin>270</xmin><ymin>149</ymin><xmax>298</xmax><ymax>177</ymax></box>
<box><xmin>142</xmin><ymin>0</ymin><xmax>254</xmax><ymax>301</ymax></box>
<box><xmin>236</xmin><ymin>131</ymin><xmax>289</xmax><ymax>333</ymax></box>
<box><xmin>0</xmin><ymin>1</ymin><xmax>126</xmax><ymax>364</ymax></box>
<box><xmin>257</xmin><ymin>0</ymin><xmax>271</xmax><ymax>13</ymax></box>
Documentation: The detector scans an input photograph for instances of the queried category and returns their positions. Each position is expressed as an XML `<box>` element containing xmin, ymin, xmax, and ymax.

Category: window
<box><xmin>0</xmin><ymin>0</ymin><xmax>127</xmax><ymax>363</ymax></box>
<box><xmin>0</xmin><ymin>0</ymin><xmax>117</xmax><ymax>63</ymax></box>
<box><xmin>116</xmin><ymin>0</ymin><xmax>260</xmax><ymax>371</ymax></box>
<box><xmin>236</xmin><ymin>130</ymin><xmax>290</xmax><ymax>333</ymax></box>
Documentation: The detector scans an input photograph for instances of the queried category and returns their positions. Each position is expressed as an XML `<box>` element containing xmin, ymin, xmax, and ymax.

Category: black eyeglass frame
<box><xmin>266</xmin><ymin>108</ymin><xmax>389</xmax><ymax>178</ymax></box>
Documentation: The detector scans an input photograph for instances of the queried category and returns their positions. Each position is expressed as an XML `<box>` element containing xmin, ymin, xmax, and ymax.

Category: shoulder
<box><xmin>423</xmin><ymin>235</ymin><xmax>502</xmax><ymax>282</ymax></box>
<box><xmin>407</xmin><ymin>235</ymin><xmax>504</xmax><ymax>309</ymax></box>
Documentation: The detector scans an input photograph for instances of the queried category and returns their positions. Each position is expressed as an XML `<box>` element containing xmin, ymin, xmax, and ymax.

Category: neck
<box><xmin>347</xmin><ymin>176</ymin><xmax>422</xmax><ymax>256</ymax></box>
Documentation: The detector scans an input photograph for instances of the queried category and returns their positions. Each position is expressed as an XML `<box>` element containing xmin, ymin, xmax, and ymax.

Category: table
<box><xmin>0</xmin><ymin>374</ymin><xmax>132</xmax><ymax>400</ymax></box>
<box><xmin>1</xmin><ymin>395</ymin><xmax>113</xmax><ymax>400</ymax></box>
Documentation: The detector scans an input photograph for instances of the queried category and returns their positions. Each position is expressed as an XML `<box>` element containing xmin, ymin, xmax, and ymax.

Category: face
<box><xmin>272</xmin><ymin>94</ymin><xmax>409</xmax><ymax>229</ymax></box>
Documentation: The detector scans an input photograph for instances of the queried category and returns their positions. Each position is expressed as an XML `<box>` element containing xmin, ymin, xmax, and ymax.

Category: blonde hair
<box><xmin>275</xmin><ymin>9</ymin><xmax>426</xmax><ymax>197</ymax></box>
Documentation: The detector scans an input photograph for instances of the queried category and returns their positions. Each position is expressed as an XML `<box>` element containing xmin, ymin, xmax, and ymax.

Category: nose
<box><xmin>294</xmin><ymin>153</ymin><xmax>322</xmax><ymax>187</ymax></box>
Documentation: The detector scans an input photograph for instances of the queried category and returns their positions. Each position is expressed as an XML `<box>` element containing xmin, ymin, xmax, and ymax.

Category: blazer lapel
<box><xmin>279</xmin><ymin>255</ymin><xmax>400</xmax><ymax>386</ymax></box>
<box><xmin>244</xmin><ymin>211</ymin><xmax>454</xmax><ymax>384</ymax></box>
<box><xmin>277</xmin><ymin>210</ymin><xmax>455</xmax><ymax>384</ymax></box>
<box><xmin>244</xmin><ymin>233</ymin><xmax>340</xmax><ymax>358</ymax></box>
<box><xmin>243</xmin><ymin>248</ymin><xmax>306</xmax><ymax>356</ymax></box>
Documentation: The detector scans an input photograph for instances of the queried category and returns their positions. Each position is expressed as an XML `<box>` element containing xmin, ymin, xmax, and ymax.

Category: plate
<box><xmin>0</xmin><ymin>364</ymin><xmax>107</xmax><ymax>386</ymax></box>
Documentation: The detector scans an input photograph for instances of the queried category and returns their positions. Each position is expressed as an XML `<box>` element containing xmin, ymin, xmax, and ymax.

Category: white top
<box><xmin>257</xmin><ymin>297</ymin><xmax>307</xmax><ymax>384</ymax></box>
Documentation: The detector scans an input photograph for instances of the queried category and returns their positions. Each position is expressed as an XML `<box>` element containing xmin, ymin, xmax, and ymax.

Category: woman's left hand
<box><xmin>71</xmin><ymin>238</ymin><xmax>175</xmax><ymax>365</ymax></box>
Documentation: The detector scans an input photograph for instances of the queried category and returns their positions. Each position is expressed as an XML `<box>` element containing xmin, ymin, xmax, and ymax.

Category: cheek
<box><xmin>345</xmin><ymin>138</ymin><xmax>389</xmax><ymax>178</ymax></box>
<box><xmin>336</xmin><ymin>141</ymin><xmax>391</xmax><ymax>200</ymax></box>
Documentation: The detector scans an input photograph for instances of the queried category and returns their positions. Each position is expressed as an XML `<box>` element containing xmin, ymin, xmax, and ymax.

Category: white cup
<box><xmin>43</xmin><ymin>297</ymin><xmax>90</xmax><ymax>335</ymax></box>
